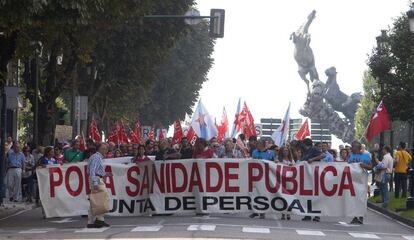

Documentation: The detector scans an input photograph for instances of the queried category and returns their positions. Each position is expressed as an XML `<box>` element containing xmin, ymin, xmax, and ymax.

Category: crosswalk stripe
<box><xmin>19</xmin><ymin>228</ymin><xmax>55</xmax><ymax>234</ymax></box>
<box><xmin>75</xmin><ymin>227</ymin><xmax>109</xmax><ymax>233</ymax></box>
<box><xmin>349</xmin><ymin>233</ymin><xmax>380</xmax><ymax>239</ymax></box>
<box><xmin>296</xmin><ymin>230</ymin><xmax>326</xmax><ymax>236</ymax></box>
<box><xmin>242</xmin><ymin>227</ymin><xmax>270</xmax><ymax>234</ymax></box>
<box><xmin>187</xmin><ymin>225</ymin><xmax>216</xmax><ymax>231</ymax></box>
<box><xmin>131</xmin><ymin>225</ymin><xmax>163</xmax><ymax>232</ymax></box>
<box><xmin>403</xmin><ymin>236</ymin><xmax>414</xmax><ymax>240</ymax></box>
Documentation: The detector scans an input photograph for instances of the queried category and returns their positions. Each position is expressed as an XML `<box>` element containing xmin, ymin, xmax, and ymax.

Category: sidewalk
<box><xmin>0</xmin><ymin>200</ymin><xmax>37</xmax><ymax>220</ymax></box>
<box><xmin>368</xmin><ymin>190</ymin><xmax>414</xmax><ymax>227</ymax></box>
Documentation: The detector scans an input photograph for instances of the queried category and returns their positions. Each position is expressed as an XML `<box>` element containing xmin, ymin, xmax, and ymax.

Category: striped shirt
<box><xmin>87</xmin><ymin>152</ymin><xmax>106</xmax><ymax>186</ymax></box>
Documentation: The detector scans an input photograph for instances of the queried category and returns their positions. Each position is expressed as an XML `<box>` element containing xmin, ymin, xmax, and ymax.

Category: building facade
<box><xmin>259</xmin><ymin>118</ymin><xmax>332</xmax><ymax>144</ymax></box>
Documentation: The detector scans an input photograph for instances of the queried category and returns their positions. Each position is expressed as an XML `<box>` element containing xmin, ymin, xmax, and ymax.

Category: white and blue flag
<box><xmin>191</xmin><ymin>100</ymin><xmax>218</xmax><ymax>140</ymax></box>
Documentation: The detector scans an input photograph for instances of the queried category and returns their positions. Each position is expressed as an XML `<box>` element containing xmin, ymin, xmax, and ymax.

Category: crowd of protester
<box><xmin>4</xmin><ymin>134</ymin><xmax>413</xmax><ymax>225</ymax></box>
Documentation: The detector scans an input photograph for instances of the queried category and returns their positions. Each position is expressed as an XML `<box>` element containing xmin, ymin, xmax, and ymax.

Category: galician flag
<box><xmin>191</xmin><ymin>100</ymin><xmax>218</xmax><ymax>140</ymax></box>
<box><xmin>230</xmin><ymin>98</ymin><xmax>241</xmax><ymax>138</ymax></box>
<box><xmin>271</xmin><ymin>102</ymin><xmax>290</xmax><ymax>146</ymax></box>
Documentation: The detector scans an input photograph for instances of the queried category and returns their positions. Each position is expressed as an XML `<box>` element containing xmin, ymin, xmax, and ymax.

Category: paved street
<box><xmin>0</xmin><ymin>207</ymin><xmax>413</xmax><ymax>240</ymax></box>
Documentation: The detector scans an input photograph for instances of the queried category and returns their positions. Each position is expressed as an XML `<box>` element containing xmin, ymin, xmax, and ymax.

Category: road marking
<box><xmin>336</xmin><ymin>221</ymin><xmax>360</xmax><ymax>227</ymax></box>
<box><xmin>131</xmin><ymin>225</ymin><xmax>163</xmax><ymax>232</ymax></box>
<box><xmin>192</xmin><ymin>215</ymin><xmax>221</xmax><ymax>220</ymax></box>
<box><xmin>403</xmin><ymin>236</ymin><xmax>414</xmax><ymax>240</ymax></box>
<box><xmin>349</xmin><ymin>233</ymin><xmax>380</xmax><ymax>239</ymax></box>
<box><xmin>50</xmin><ymin>218</ymin><xmax>77</xmax><ymax>223</ymax></box>
<box><xmin>19</xmin><ymin>228</ymin><xmax>55</xmax><ymax>234</ymax></box>
<box><xmin>75</xmin><ymin>227</ymin><xmax>109</xmax><ymax>233</ymax></box>
<box><xmin>187</xmin><ymin>225</ymin><xmax>216</xmax><ymax>231</ymax></box>
<box><xmin>296</xmin><ymin>230</ymin><xmax>326</xmax><ymax>236</ymax></box>
<box><xmin>242</xmin><ymin>227</ymin><xmax>270</xmax><ymax>234</ymax></box>
<box><xmin>0</xmin><ymin>209</ymin><xmax>30</xmax><ymax>221</ymax></box>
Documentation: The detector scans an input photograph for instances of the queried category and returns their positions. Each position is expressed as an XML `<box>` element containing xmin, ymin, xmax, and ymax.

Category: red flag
<box><xmin>76</xmin><ymin>133</ymin><xmax>87</xmax><ymax>152</ymax></box>
<box><xmin>134</xmin><ymin>121</ymin><xmax>141</xmax><ymax>142</ymax></box>
<box><xmin>89</xmin><ymin>116</ymin><xmax>101</xmax><ymax>142</ymax></box>
<box><xmin>128</xmin><ymin>124</ymin><xmax>139</xmax><ymax>144</ymax></box>
<box><xmin>366</xmin><ymin>100</ymin><xmax>391</xmax><ymax>142</ymax></box>
<box><xmin>158</xmin><ymin>129</ymin><xmax>165</xmax><ymax>141</ymax></box>
<box><xmin>172</xmin><ymin>120</ymin><xmax>183</xmax><ymax>145</ymax></box>
<box><xmin>148</xmin><ymin>127</ymin><xmax>154</xmax><ymax>141</ymax></box>
<box><xmin>236</xmin><ymin>102</ymin><xmax>256</xmax><ymax>138</ymax></box>
<box><xmin>295</xmin><ymin>118</ymin><xmax>310</xmax><ymax>140</ymax></box>
<box><xmin>107</xmin><ymin>125</ymin><xmax>118</xmax><ymax>144</ymax></box>
<box><xmin>118</xmin><ymin>121</ymin><xmax>130</xmax><ymax>144</ymax></box>
<box><xmin>217</xmin><ymin>107</ymin><xmax>229</xmax><ymax>142</ymax></box>
<box><xmin>186</xmin><ymin>127</ymin><xmax>198</xmax><ymax>146</ymax></box>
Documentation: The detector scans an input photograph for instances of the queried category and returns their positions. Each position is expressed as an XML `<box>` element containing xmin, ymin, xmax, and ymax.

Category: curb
<box><xmin>367</xmin><ymin>201</ymin><xmax>414</xmax><ymax>228</ymax></box>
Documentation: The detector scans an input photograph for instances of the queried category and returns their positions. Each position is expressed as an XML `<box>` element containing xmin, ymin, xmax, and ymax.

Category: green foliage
<box><xmin>369</xmin><ymin>194</ymin><xmax>414</xmax><ymax>219</ymax></box>
<box><xmin>138</xmin><ymin>21</ymin><xmax>215</xmax><ymax>127</ymax></box>
<box><xmin>368</xmin><ymin>14</ymin><xmax>414</xmax><ymax>122</ymax></box>
<box><xmin>2</xmin><ymin>1</ymin><xmax>215</xmax><ymax>142</ymax></box>
<box><xmin>355</xmin><ymin>71</ymin><xmax>379</xmax><ymax>144</ymax></box>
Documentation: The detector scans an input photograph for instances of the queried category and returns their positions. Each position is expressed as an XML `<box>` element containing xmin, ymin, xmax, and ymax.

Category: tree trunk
<box><xmin>37</xmin><ymin>99</ymin><xmax>57</xmax><ymax>146</ymax></box>
<box><xmin>0</xmin><ymin>31</ymin><xmax>18</xmax><ymax>86</ymax></box>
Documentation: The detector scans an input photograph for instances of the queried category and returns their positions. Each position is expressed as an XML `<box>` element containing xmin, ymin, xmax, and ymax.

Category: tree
<box><xmin>138</xmin><ymin>21</ymin><xmax>215</xmax><ymax>127</ymax></box>
<box><xmin>2</xmin><ymin>1</ymin><xmax>196</xmax><ymax>144</ymax></box>
<box><xmin>78</xmin><ymin>1</ymin><xmax>195</xmax><ymax>131</ymax></box>
<box><xmin>354</xmin><ymin>71</ymin><xmax>379</xmax><ymax>144</ymax></box>
<box><xmin>368</xmin><ymin>14</ymin><xmax>414</xmax><ymax>123</ymax></box>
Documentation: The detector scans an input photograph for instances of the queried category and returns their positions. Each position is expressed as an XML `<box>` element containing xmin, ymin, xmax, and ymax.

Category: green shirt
<box><xmin>64</xmin><ymin>149</ymin><xmax>84</xmax><ymax>163</ymax></box>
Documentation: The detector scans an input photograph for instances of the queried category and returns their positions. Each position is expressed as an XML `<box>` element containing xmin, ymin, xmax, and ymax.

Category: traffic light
<box><xmin>209</xmin><ymin>9</ymin><xmax>225</xmax><ymax>38</ymax></box>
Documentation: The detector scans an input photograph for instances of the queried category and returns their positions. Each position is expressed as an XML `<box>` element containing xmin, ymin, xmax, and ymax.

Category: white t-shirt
<box><xmin>382</xmin><ymin>153</ymin><xmax>394</xmax><ymax>174</ymax></box>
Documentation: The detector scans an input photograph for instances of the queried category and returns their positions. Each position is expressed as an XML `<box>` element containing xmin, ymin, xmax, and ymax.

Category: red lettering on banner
<box><xmin>166</xmin><ymin>163</ymin><xmax>171</xmax><ymax>193</ymax></box>
<box><xmin>189</xmin><ymin>162</ymin><xmax>204</xmax><ymax>192</ymax></box>
<box><xmin>49</xmin><ymin>167</ymin><xmax>63</xmax><ymax>197</ymax></box>
<box><xmin>299</xmin><ymin>165</ymin><xmax>312</xmax><ymax>195</ymax></box>
<box><xmin>224</xmin><ymin>162</ymin><xmax>239</xmax><ymax>192</ymax></box>
<box><xmin>339</xmin><ymin>166</ymin><xmax>355</xmax><ymax>196</ymax></box>
<box><xmin>320</xmin><ymin>166</ymin><xmax>338</xmax><ymax>196</ymax></box>
<box><xmin>206</xmin><ymin>162</ymin><xmax>223</xmax><ymax>192</ymax></box>
<box><xmin>104</xmin><ymin>166</ymin><xmax>116</xmax><ymax>195</ymax></box>
<box><xmin>314</xmin><ymin>165</ymin><xmax>319</xmax><ymax>196</ymax></box>
<box><xmin>140</xmin><ymin>165</ymin><xmax>150</xmax><ymax>196</ymax></box>
<box><xmin>282</xmin><ymin>166</ymin><xmax>297</xmax><ymax>195</ymax></box>
<box><xmin>151</xmin><ymin>163</ymin><xmax>165</xmax><ymax>193</ymax></box>
<box><xmin>64</xmin><ymin>166</ymin><xmax>83</xmax><ymax>197</ymax></box>
<box><xmin>126</xmin><ymin>166</ymin><xmax>140</xmax><ymax>197</ymax></box>
<box><xmin>264</xmin><ymin>163</ymin><xmax>281</xmax><ymax>193</ymax></box>
<box><xmin>84</xmin><ymin>165</ymin><xmax>90</xmax><ymax>195</ymax></box>
<box><xmin>171</xmin><ymin>163</ymin><xmax>188</xmax><ymax>192</ymax></box>
<box><xmin>248</xmin><ymin>162</ymin><xmax>263</xmax><ymax>192</ymax></box>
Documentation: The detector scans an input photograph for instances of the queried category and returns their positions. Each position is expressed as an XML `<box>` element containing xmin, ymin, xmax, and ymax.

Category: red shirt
<box><xmin>193</xmin><ymin>148</ymin><xmax>215</xmax><ymax>159</ymax></box>
<box><xmin>55</xmin><ymin>155</ymin><xmax>65</xmax><ymax>164</ymax></box>
<box><xmin>132</xmin><ymin>155</ymin><xmax>150</xmax><ymax>163</ymax></box>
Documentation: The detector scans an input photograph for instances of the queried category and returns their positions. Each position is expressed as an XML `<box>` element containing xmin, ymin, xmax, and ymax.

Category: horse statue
<box><xmin>290</xmin><ymin>10</ymin><xmax>319</xmax><ymax>92</ymax></box>
<box><xmin>324</xmin><ymin>67</ymin><xmax>362</xmax><ymax>122</ymax></box>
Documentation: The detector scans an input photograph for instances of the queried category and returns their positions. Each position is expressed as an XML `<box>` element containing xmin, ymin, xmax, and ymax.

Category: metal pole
<box><xmin>0</xmin><ymin>87</ymin><xmax>7</xmax><ymax>203</ymax></box>
<box><xmin>379</xmin><ymin>83</ymin><xmax>385</xmax><ymax>149</ymax></box>
<box><xmin>33</xmin><ymin>53</ymin><xmax>39</xmax><ymax>146</ymax></box>
<box><xmin>144</xmin><ymin>15</ymin><xmax>216</xmax><ymax>19</ymax></box>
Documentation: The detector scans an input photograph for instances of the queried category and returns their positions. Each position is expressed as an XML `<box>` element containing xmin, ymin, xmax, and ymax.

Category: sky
<box><xmin>186</xmin><ymin>0</ymin><xmax>409</xmax><ymax>145</ymax></box>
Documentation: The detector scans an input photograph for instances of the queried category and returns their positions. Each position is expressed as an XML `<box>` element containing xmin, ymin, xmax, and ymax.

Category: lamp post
<box><xmin>376</xmin><ymin>30</ymin><xmax>388</xmax><ymax>149</ymax></box>
<box><xmin>407</xmin><ymin>3</ymin><xmax>414</xmax><ymax>33</ymax></box>
<box><xmin>406</xmin><ymin>5</ymin><xmax>414</xmax><ymax>209</ymax></box>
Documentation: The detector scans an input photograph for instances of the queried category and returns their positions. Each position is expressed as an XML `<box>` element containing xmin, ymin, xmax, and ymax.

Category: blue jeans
<box><xmin>380</xmin><ymin>173</ymin><xmax>391</xmax><ymax>207</ymax></box>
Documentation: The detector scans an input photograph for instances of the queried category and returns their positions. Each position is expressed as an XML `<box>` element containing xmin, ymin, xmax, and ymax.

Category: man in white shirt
<box><xmin>380</xmin><ymin>146</ymin><xmax>394</xmax><ymax>208</ymax></box>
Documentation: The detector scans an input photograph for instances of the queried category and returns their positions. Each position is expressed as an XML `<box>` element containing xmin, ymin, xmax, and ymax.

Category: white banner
<box><xmin>36</xmin><ymin>159</ymin><xmax>368</xmax><ymax>218</ymax></box>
